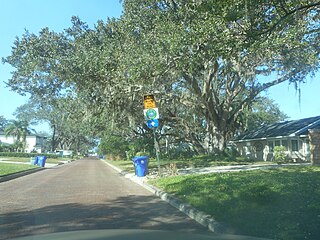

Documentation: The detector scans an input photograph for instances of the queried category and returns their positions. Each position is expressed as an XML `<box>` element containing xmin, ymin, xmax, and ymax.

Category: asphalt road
<box><xmin>0</xmin><ymin>158</ymin><xmax>207</xmax><ymax>239</ymax></box>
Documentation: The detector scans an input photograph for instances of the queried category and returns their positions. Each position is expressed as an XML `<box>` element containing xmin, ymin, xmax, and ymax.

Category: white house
<box><xmin>232</xmin><ymin>116</ymin><xmax>320</xmax><ymax>162</ymax></box>
<box><xmin>0</xmin><ymin>131</ymin><xmax>47</xmax><ymax>153</ymax></box>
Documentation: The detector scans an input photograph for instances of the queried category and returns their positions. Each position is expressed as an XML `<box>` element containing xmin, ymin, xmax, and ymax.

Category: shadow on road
<box><xmin>0</xmin><ymin>195</ymin><xmax>207</xmax><ymax>239</ymax></box>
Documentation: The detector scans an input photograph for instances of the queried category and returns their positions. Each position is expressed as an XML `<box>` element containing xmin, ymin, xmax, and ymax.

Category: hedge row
<box><xmin>0</xmin><ymin>152</ymin><xmax>60</xmax><ymax>159</ymax></box>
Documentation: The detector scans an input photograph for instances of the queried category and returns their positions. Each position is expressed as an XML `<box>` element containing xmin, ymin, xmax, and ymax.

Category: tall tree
<box><xmin>0</xmin><ymin>116</ymin><xmax>8</xmax><ymax>131</ymax></box>
<box><xmin>3</xmin><ymin>27</ymin><xmax>72</xmax><ymax>99</ymax></box>
<box><xmin>243</xmin><ymin>97</ymin><xmax>288</xmax><ymax>132</ymax></box>
<box><xmin>117</xmin><ymin>0</ymin><xmax>320</xmax><ymax>152</ymax></box>
<box><xmin>14</xmin><ymin>95</ymin><xmax>96</xmax><ymax>153</ymax></box>
<box><xmin>2</xmin><ymin>1</ymin><xmax>319</xmax><ymax>154</ymax></box>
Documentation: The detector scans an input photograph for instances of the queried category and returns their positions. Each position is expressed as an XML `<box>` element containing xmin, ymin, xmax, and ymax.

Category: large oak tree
<box><xmin>3</xmin><ymin>0</ymin><xmax>319</xmax><ymax>154</ymax></box>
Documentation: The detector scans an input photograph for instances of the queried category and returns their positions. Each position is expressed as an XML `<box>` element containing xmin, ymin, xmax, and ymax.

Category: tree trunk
<box><xmin>207</xmin><ymin>124</ymin><xmax>227</xmax><ymax>154</ymax></box>
<box><xmin>51</xmin><ymin>124</ymin><xmax>56</xmax><ymax>152</ymax></box>
<box><xmin>308</xmin><ymin>129</ymin><xmax>320</xmax><ymax>166</ymax></box>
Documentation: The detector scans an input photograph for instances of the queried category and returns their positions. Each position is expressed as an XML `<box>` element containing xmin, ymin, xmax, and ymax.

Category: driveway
<box><xmin>0</xmin><ymin>158</ymin><xmax>207</xmax><ymax>239</ymax></box>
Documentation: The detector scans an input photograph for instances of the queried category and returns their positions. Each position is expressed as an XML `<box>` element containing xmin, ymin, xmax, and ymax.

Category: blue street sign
<box><xmin>147</xmin><ymin>119</ymin><xmax>159</xmax><ymax>128</ymax></box>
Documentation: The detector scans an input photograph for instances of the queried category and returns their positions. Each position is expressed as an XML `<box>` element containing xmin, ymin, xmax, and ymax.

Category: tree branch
<box><xmin>254</xmin><ymin>1</ymin><xmax>320</xmax><ymax>37</ymax></box>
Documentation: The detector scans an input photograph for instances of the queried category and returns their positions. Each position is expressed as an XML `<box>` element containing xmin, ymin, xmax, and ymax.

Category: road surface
<box><xmin>0</xmin><ymin>158</ymin><xmax>207</xmax><ymax>239</ymax></box>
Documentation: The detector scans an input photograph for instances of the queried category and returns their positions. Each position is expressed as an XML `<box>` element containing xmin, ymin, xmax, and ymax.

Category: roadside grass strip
<box><xmin>0</xmin><ymin>162</ymin><xmax>38</xmax><ymax>176</ymax></box>
<box><xmin>0</xmin><ymin>157</ymin><xmax>72</xmax><ymax>164</ymax></box>
<box><xmin>104</xmin><ymin>156</ymin><xmax>269</xmax><ymax>174</ymax></box>
<box><xmin>151</xmin><ymin>166</ymin><xmax>320</xmax><ymax>240</ymax></box>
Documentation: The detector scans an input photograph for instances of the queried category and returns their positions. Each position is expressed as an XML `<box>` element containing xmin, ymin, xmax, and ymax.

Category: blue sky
<box><xmin>0</xmin><ymin>0</ymin><xmax>122</xmax><ymax>132</ymax></box>
<box><xmin>0</xmin><ymin>0</ymin><xmax>319</xmax><ymax>133</ymax></box>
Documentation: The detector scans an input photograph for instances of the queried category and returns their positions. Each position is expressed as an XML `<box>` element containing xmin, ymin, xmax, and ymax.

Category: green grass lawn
<box><xmin>0</xmin><ymin>162</ymin><xmax>38</xmax><ymax>176</ymax></box>
<box><xmin>150</xmin><ymin>166</ymin><xmax>320</xmax><ymax>240</ymax></box>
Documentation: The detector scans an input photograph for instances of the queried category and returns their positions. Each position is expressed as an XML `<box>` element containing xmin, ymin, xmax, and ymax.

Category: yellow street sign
<box><xmin>143</xmin><ymin>95</ymin><xmax>156</xmax><ymax>109</ymax></box>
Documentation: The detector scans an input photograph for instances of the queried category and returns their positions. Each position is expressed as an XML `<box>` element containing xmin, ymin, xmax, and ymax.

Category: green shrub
<box><xmin>274</xmin><ymin>146</ymin><xmax>288</xmax><ymax>164</ymax></box>
<box><xmin>105</xmin><ymin>154</ymin><xmax>124</xmax><ymax>161</ymax></box>
<box><xmin>223</xmin><ymin>145</ymin><xmax>239</xmax><ymax>160</ymax></box>
<box><xmin>99</xmin><ymin>135</ymin><xmax>130</xmax><ymax>159</ymax></box>
<box><xmin>135</xmin><ymin>151</ymin><xmax>149</xmax><ymax>156</ymax></box>
<box><xmin>128</xmin><ymin>137</ymin><xmax>154</xmax><ymax>158</ymax></box>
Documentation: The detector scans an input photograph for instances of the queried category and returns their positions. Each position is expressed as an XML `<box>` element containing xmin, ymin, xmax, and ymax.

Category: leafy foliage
<box><xmin>99</xmin><ymin>134</ymin><xmax>130</xmax><ymax>159</ymax></box>
<box><xmin>2</xmin><ymin>0</ymin><xmax>319</xmax><ymax>155</ymax></box>
<box><xmin>244</xmin><ymin>97</ymin><xmax>288</xmax><ymax>131</ymax></box>
<box><xmin>274</xmin><ymin>145</ymin><xmax>288</xmax><ymax>163</ymax></box>
<box><xmin>14</xmin><ymin>95</ymin><xmax>97</xmax><ymax>153</ymax></box>
<box><xmin>0</xmin><ymin>116</ymin><xmax>9</xmax><ymax>131</ymax></box>
<box><xmin>4</xmin><ymin>120</ymin><xmax>35</xmax><ymax>152</ymax></box>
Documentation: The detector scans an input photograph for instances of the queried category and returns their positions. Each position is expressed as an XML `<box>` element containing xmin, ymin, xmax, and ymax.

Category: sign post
<box><xmin>153</xmin><ymin>128</ymin><xmax>161</xmax><ymax>175</ymax></box>
<box><xmin>143</xmin><ymin>94</ymin><xmax>161</xmax><ymax>175</ymax></box>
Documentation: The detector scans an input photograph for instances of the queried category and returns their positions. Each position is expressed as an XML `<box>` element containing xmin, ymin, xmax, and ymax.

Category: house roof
<box><xmin>234</xmin><ymin>115</ymin><xmax>320</xmax><ymax>141</ymax></box>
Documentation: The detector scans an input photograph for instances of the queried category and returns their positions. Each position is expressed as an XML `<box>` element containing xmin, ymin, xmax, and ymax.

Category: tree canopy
<box><xmin>2</xmin><ymin>0</ymin><xmax>319</xmax><ymax>155</ymax></box>
<box><xmin>0</xmin><ymin>116</ymin><xmax>8</xmax><ymax>131</ymax></box>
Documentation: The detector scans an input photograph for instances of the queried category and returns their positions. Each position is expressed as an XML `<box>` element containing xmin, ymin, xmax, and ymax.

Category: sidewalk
<box><xmin>177</xmin><ymin>162</ymin><xmax>311</xmax><ymax>175</ymax></box>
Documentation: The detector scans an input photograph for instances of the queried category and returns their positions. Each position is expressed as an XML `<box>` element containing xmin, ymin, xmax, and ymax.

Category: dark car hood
<box><xmin>11</xmin><ymin>229</ymin><xmax>271</xmax><ymax>240</ymax></box>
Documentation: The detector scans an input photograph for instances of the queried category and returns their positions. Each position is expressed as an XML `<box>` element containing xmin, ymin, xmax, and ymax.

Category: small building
<box><xmin>0</xmin><ymin>131</ymin><xmax>47</xmax><ymax>153</ymax></box>
<box><xmin>232</xmin><ymin>116</ymin><xmax>320</xmax><ymax>162</ymax></box>
<box><xmin>56</xmin><ymin>150</ymin><xmax>73</xmax><ymax>157</ymax></box>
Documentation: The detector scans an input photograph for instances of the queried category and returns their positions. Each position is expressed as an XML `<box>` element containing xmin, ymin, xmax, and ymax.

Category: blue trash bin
<box><xmin>35</xmin><ymin>156</ymin><xmax>39</xmax><ymax>166</ymax></box>
<box><xmin>37</xmin><ymin>156</ymin><xmax>47</xmax><ymax>167</ymax></box>
<box><xmin>132</xmin><ymin>156</ymin><xmax>149</xmax><ymax>177</ymax></box>
<box><xmin>30</xmin><ymin>157</ymin><xmax>37</xmax><ymax>165</ymax></box>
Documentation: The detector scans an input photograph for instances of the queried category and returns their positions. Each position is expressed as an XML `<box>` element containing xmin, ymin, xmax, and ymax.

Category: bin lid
<box><xmin>132</xmin><ymin>156</ymin><xmax>149</xmax><ymax>161</ymax></box>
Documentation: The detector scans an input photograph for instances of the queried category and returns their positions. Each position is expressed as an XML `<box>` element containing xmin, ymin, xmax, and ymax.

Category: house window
<box><xmin>292</xmin><ymin>140</ymin><xmax>299</xmax><ymax>151</ymax></box>
<box><xmin>282</xmin><ymin>140</ymin><xmax>288</xmax><ymax>150</ymax></box>
<box><xmin>268</xmin><ymin>141</ymin><xmax>274</xmax><ymax>152</ymax></box>
<box><xmin>254</xmin><ymin>142</ymin><xmax>263</xmax><ymax>151</ymax></box>
<box><xmin>275</xmin><ymin>140</ymin><xmax>280</xmax><ymax>146</ymax></box>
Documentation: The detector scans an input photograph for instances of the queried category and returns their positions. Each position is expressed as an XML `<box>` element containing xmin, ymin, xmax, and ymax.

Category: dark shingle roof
<box><xmin>234</xmin><ymin>115</ymin><xmax>320</xmax><ymax>141</ymax></box>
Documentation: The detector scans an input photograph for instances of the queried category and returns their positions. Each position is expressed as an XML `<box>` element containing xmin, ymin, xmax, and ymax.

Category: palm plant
<box><xmin>4</xmin><ymin>120</ymin><xmax>35</xmax><ymax>152</ymax></box>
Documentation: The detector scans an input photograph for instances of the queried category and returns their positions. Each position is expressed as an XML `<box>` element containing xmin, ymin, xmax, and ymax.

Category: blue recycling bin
<box><xmin>30</xmin><ymin>157</ymin><xmax>38</xmax><ymax>165</ymax></box>
<box><xmin>37</xmin><ymin>156</ymin><xmax>47</xmax><ymax>167</ymax></box>
<box><xmin>132</xmin><ymin>156</ymin><xmax>149</xmax><ymax>177</ymax></box>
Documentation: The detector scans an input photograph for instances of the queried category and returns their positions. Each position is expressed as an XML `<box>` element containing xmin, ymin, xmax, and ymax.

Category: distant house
<box><xmin>55</xmin><ymin>150</ymin><xmax>73</xmax><ymax>157</ymax></box>
<box><xmin>232</xmin><ymin>116</ymin><xmax>320</xmax><ymax>162</ymax></box>
<box><xmin>0</xmin><ymin>131</ymin><xmax>47</xmax><ymax>153</ymax></box>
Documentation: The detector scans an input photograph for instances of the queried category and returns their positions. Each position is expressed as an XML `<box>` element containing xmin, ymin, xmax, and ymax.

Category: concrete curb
<box><xmin>102</xmin><ymin>160</ymin><xmax>223</xmax><ymax>233</ymax></box>
<box><xmin>149</xmin><ymin>185</ymin><xmax>223</xmax><ymax>233</ymax></box>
